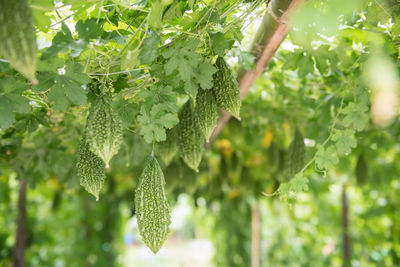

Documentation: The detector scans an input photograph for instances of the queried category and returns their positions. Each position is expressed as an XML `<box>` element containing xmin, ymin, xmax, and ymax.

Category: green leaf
<box><xmin>6</xmin><ymin>94</ymin><xmax>30</xmax><ymax>114</ymax></box>
<box><xmin>149</xmin><ymin>1</ymin><xmax>165</xmax><ymax>28</ymax></box>
<box><xmin>332</xmin><ymin>129</ymin><xmax>357</xmax><ymax>155</ymax></box>
<box><xmin>193</xmin><ymin>62</ymin><xmax>217</xmax><ymax>90</ymax></box>
<box><xmin>42</xmin><ymin>23</ymin><xmax>89</xmax><ymax>58</ymax></box>
<box><xmin>282</xmin><ymin>50</ymin><xmax>302</xmax><ymax>70</ymax></box>
<box><xmin>297</xmin><ymin>53</ymin><xmax>314</xmax><ymax>77</ymax></box>
<box><xmin>33</xmin><ymin>72</ymin><xmax>56</xmax><ymax>92</ymax></box>
<box><xmin>76</xmin><ymin>19</ymin><xmax>104</xmax><ymax>40</ymax></box>
<box><xmin>139</xmin><ymin>85</ymin><xmax>178</xmax><ymax>113</ymax></box>
<box><xmin>163</xmin><ymin>2</ymin><xmax>183</xmax><ymax>22</ymax></box>
<box><xmin>137</xmin><ymin>105</ymin><xmax>179</xmax><ymax>143</ymax></box>
<box><xmin>137</xmin><ymin>84</ymin><xmax>179</xmax><ymax>143</ymax></box>
<box><xmin>311</xmin><ymin>45</ymin><xmax>337</xmax><ymax>75</ymax></box>
<box><xmin>31</xmin><ymin>0</ymin><xmax>54</xmax><ymax>32</ymax></box>
<box><xmin>41</xmin><ymin>24</ymin><xmax>76</xmax><ymax>59</ymax></box>
<box><xmin>278</xmin><ymin>182</ymin><xmax>290</xmax><ymax>201</ymax></box>
<box><xmin>121</xmin><ymin>49</ymin><xmax>140</xmax><ymax>70</ymax></box>
<box><xmin>342</xmin><ymin>102</ymin><xmax>369</xmax><ymax>131</ymax></box>
<box><xmin>315</xmin><ymin>145</ymin><xmax>339</xmax><ymax>170</ymax></box>
<box><xmin>37</xmin><ymin>62</ymin><xmax>90</xmax><ymax>111</ymax></box>
<box><xmin>0</xmin><ymin>97</ymin><xmax>15</xmax><ymax>129</ymax></box>
<box><xmin>291</xmin><ymin>173</ymin><xmax>309</xmax><ymax>192</ymax></box>
<box><xmin>0</xmin><ymin>78</ymin><xmax>31</xmax><ymax>129</ymax></box>
<box><xmin>237</xmin><ymin>51</ymin><xmax>255</xmax><ymax>70</ymax></box>
<box><xmin>210</xmin><ymin>32</ymin><xmax>234</xmax><ymax>56</ymax></box>
<box><xmin>163</xmin><ymin>39</ymin><xmax>214</xmax><ymax>97</ymax></box>
<box><xmin>48</xmin><ymin>84</ymin><xmax>69</xmax><ymax>111</ymax></box>
<box><xmin>32</xmin><ymin>10</ymin><xmax>52</xmax><ymax>32</ymax></box>
<box><xmin>112</xmin><ymin>99</ymin><xmax>139</xmax><ymax>128</ymax></box>
<box><xmin>138</xmin><ymin>32</ymin><xmax>161</xmax><ymax>65</ymax></box>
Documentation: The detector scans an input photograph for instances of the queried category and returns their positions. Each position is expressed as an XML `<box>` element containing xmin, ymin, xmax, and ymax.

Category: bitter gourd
<box><xmin>77</xmin><ymin>136</ymin><xmax>106</xmax><ymax>201</ymax></box>
<box><xmin>355</xmin><ymin>154</ymin><xmax>367</xmax><ymax>186</ymax></box>
<box><xmin>195</xmin><ymin>89</ymin><xmax>219</xmax><ymax>142</ymax></box>
<box><xmin>177</xmin><ymin>100</ymin><xmax>205</xmax><ymax>172</ymax></box>
<box><xmin>0</xmin><ymin>0</ymin><xmax>37</xmax><ymax>82</ymax></box>
<box><xmin>135</xmin><ymin>156</ymin><xmax>171</xmax><ymax>254</ymax></box>
<box><xmin>157</xmin><ymin>127</ymin><xmax>178</xmax><ymax>166</ymax></box>
<box><xmin>212</xmin><ymin>57</ymin><xmax>241</xmax><ymax>119</ymax></box>
<box><xmin>287</xmin><ymin>127</ymin><xmax>306</xmax><ymax>177</ymax></box>
<box><xmin>86</xmin><ymin>95</ymin><xmax>123</xmax><ymax>168</ymax></box>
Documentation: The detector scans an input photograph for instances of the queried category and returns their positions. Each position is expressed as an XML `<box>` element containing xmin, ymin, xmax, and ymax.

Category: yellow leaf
<box><xmin>216</xmin><ymin>139</ymin><xmax>233</xmax><ymax>157</ymax></box>
<box><xmin>282</xmin><ymin>122</ymin><xmax>290</xmax><ymax>130</ymax></box>
<box><xmin>228</xmin><ymin>188</ymin><xmax>240</xmax><ymax>199</ymax></box>
<box><xmin>261</xmin><ymin>128</ymin><xmax>274</xmax><ymax>148</ymax></box>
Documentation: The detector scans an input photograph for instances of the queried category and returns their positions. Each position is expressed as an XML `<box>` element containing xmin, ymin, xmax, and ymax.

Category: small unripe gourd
<box><xmin>77</xmin><ymin>136</ymin><xmax>106</xmax><ymax>201</ymax></box>
<box><xmin>211</xmin><ymin>57</ymin><xmax>241</xmax><ymax>120</ymax></box>
<box><xmin>157</xmin><ymin>127</ymin><xmax>179</xmax><ymax>166</ymax></box>
<box><xmin>195</xmin><ymin>89</ymin><xmax>219</xmax><ymax>142</ymax></box>
<box><xmin>287</xmin><ymin>127</ymin><xmax>306</xmax><ymax>177</ymax></box>
<box><xmin>86</xmin><ymin>95</ymin><xmax>123</xmax><ymax>168</ymax></box>
<box><xmin>177</xmin><ymin>100</ymin><xmax>205</xmax><ymax>172</ymax></box>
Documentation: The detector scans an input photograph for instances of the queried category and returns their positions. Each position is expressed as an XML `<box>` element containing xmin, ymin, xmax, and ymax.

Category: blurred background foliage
<box><xmin>1</xmin><ymin>0</ymin><xmax>400</xmax><ymax>266</ymax></box>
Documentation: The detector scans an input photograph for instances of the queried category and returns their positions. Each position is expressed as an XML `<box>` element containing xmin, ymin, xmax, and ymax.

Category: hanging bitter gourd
<box><xmin>157</xmin><ymin>127</ymin><xmax>179</xmax><ymax>166</ymax></box>
<box><xmin>195</xmin><ymin>89</ymin><xmax>219</xmax><ymax>142</ymax></box>
<box><xmin>178</xmin><ymin>100</ymin><xmax>205</xmax><ymax>172</ymax></box>
<box><xmin>0</xmin><ymin>0</ymin><xmax>37</xmax><ymax>82</ymax></box>
<box><xmin>86</xmin><ymin>95</ymin><xmax>123</xmax><ymax>168</ymax></box>
<box><xmin>355</xmin><ymin>154</ymin><xmax>368</xmax><ymax>186</ymax></box>
<box><xmin>287</xmin><ymin>127</ymin><xmax>306</xmax><ymax>177</ymax></box>
<box><xmin>212</xmin><ymin>57</ymin><xmax>241</xmax><ymax>119</ymax></box>
<box><xmin>77</xmin><ymin>136</ymin><xmax>106</xmax><ymax>201</ymax></box>
<box><xmin>135</xmin><ymin>156</ymin><xmax>171</xmax><ymax>254</ymax></box>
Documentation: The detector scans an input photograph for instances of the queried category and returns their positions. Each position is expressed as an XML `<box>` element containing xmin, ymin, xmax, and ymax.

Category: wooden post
<box><xmin>208</xmin><ymin>0</ymin><xmax>304</xmax><ymax>144</ymax></box>
<box><xmin>341</xmin><ymin>184</ymin><xmax>350</xmax><ymax>267</ymax></box>
<box><xmin>13</xmin><ymin>179</ymin><xmax>27</xmax><ymax>267</ymax></box>
<box><xmin>251</xmin><ymin>201</ymin><xmax>261</xmax><ymax>267</ymax></box>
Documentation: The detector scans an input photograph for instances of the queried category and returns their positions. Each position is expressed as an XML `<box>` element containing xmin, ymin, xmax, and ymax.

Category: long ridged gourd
<box><xmin>157</xmin><ymin>127</ymin><xmax>178</xmax><ymax>166</ymax></box>
<box><xmin>287</xmin><ymin>128</ymin><xmax>306</xmax><ymax>177</ymax></box>
<box><xmin>135</xmin><ymin>156</ymin><xmax>171</xmax><ymax>254</ymax></box>
<box><xmin>86</xmin><ymin>95</ymin><xmax>123</xmax><ymax>168</ymax></box>
<box><xmin>355</xmin><ymin>154</ymin><xmax>367</xmax><ymax>186</ymax></box>
<box><xmin>212</xmin><ymin>57</ymin><xmax>241</xmax><ymax>119</ymax></box>
<box><xmin>77</xmin><ymin>136</ymin><xmax>106</xmax><ymax>201</ymax></box>
<box><xmin>195</xmin><ymin>89</ymin><xmax>219</xmax><ymax>142</ymax></box>
<box><xmin>178</xmin><ymin>100</ymin><xmax>205</xmax><ymax>172</ymax></box>
<box><xmin>0</xmin><ymin>0</ymin><xmax>37</xmax><ymax>82</ymax></box>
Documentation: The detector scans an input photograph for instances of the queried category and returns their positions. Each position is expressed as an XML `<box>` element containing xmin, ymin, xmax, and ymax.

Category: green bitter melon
<box><xmin>195</xmin><ymin>89</ymin><xmax>219</xmax><ymax>142</ymax></box>
<box><xmin>355</xmin><ymin>154</ymin><xmax>367</xmax><ymax>186</ymax></box>
<box><xmin>157</xmin><ymin>127</ymin><xmax>179</xmax><ymax>166</ymax></box>
<box><xmin>86</xmin><ymin>95</ymin><xmax>123</xmax><ymax>168</ymax></box>
<box><xmin>177</xmin><ymin>100</ymin><xmax>205</xmax><ymax>172</ymax></box>
<box><xmin>135</xmin><ymin>156</ymin><xmax>171</xmax><ymax>254</ymax></box>
<box><xmin>0</xmin><ymin>0</ymin><xmax>37</xmax><ymax>82</ymax></box>
<box><xmin>212</xmin><ymin>57</ymin><xmax>241</xmax><ymax>119</ymax></box>
<box><xmin>287</xmin><ymin>127</ymin><xmax>306</xmax><ymax>177</ymax></box>
<box><xmin>77</xmin><ymin>136</ymin><xmax>106</xmax><ymax>201</ymax></box>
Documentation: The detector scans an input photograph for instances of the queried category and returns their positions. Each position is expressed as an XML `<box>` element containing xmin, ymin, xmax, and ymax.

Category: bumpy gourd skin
<box><xmin>77</xmin><ymin>136</ymin><xmax>106</xmax><ymax>201</ymax></box>
<box><xmin>212</xmin><ymin>57</ymin><xmax>241</xmax><ymax>120</ymax></box>
<box><xmin>178</xmin><ymin>101</ymin><xmax>205</xmax><ymax>172</ymax></box>
<box><xmin>86</xmin><ymin>95</ymin><xmax>123</xmax><ymax>168</ymax></box>
<box><xmin>0</xmin><ymin>0</ymin><xmax>37</xmax><ymax>82</ymax></box>
<box><xmin>135</xmin><ymin>157</ymin><xmax>171</xmax><ymax>254</ymax></box>
<box><xmin>157</xmin><ymin>127</ymin><xmax>178</xmax><ymax>166</ymax></box>
<box><xmin>287</xmin><ymin>128</ymin><xmax>306</xmax><ymax>177</ymax></box>
<box><xmin>195</xmin><ymin>89</ymin><xmax>219</xmax><ymax>142</ymax></box>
